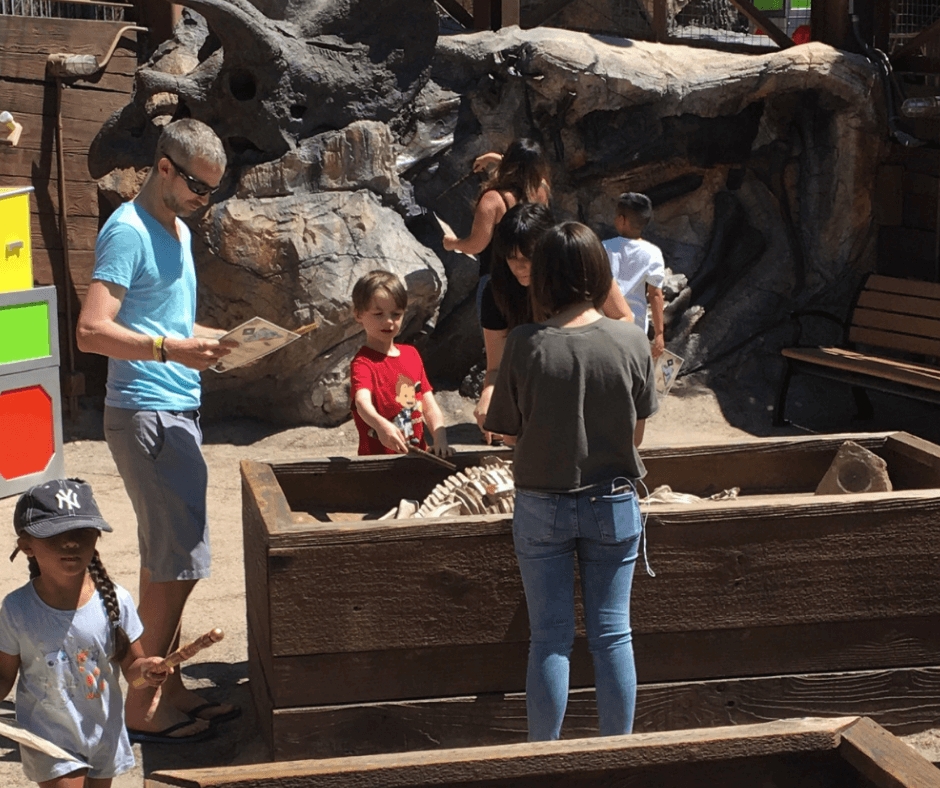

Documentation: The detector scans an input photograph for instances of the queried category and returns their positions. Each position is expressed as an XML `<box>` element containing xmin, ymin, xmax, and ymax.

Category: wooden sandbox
<box><xmin>241</xmin><ymin>431</ymin><xmax>940</xmax><ymax>761</ymax></box>
<box><xmin>146</xmin><ymin>716</ymin><xmax>940</xmax><ymax>787</ymax></box>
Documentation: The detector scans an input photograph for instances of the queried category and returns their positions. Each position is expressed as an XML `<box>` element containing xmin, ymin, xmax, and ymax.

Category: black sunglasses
<box><xmin>164</xmin><ymin>153</ymin><xmax>219</xmax><ymax>197</ymax></box>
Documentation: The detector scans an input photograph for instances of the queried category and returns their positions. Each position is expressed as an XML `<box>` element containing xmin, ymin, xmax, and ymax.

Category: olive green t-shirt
<box><xmin>485</xmin><ymin>316</ymin><xmax>658</xmax><ymax>492</ymax></box>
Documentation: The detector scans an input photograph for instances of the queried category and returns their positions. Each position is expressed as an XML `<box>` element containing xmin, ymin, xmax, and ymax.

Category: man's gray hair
<box><xmin>155</xmin><ymin>119</ymin><xmax>226</xmax><ymax>170</ymax></box>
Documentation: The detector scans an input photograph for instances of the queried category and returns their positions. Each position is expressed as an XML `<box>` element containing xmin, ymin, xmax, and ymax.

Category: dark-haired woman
<box><xmin>443</xmin><ymin>139</ymin><xmax>551</xmax><ymax>331</ymax></box>
<box><xmin>443</xmin><ymin>138</ymin><xmax>551</xmax><ymax>260</ymax></box>
<box><xmin>475</xmin><ymin>206</ymin><xmax>635</xmax><ymax>443</ymax></box>
<box><xmin>484</xmin><ymin>222</ymin><xmax>658</xmax><ymax>741</ymax></box>
<box><xmin>475</xmin><ymin>202</ymin><xmax>554</xmax><ymax>443</ymax></box>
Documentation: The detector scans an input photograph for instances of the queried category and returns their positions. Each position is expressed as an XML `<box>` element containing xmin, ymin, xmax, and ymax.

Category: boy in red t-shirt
<box><xmin>350</xmin><ymin>270</ymin><xmax>453</xmax><ymax>457</ymax></box>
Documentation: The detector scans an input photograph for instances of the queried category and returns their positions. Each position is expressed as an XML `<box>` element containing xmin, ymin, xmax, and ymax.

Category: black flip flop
<box><xmin>127</xmin><ymin>718</ymin><xmax>214</xmax><ymax>744</ymax></box>
<box><xmin>189</xmin><ymin>701</ymin><xmax>242</xmax><ymax>725</ymax></box>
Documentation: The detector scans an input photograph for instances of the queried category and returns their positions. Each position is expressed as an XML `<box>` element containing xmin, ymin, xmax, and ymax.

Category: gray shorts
<box><xmin>104</xmin><ymin>406</ymin><xmax>211</xmax><ymax>582</ymax></box>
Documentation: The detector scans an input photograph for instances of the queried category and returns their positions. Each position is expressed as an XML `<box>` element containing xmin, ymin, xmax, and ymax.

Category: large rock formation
<box><xmin>89</xmin><ymin>5</ymin><xmax>885</xmax><ymax>425</ymax></box>
<box><xmin>417</xmin><ymin>30</ymin><xmax>884</xmax><ymax>400</ymax></box>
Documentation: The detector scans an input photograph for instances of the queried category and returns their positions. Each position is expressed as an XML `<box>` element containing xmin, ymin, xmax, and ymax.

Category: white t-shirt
<box><xmin>0</xmin><ymin>581</ymin><xmax>143</xmax><ymax>782</ymax></box>
<box><xmin>603</xmin><ymin>236</ymin><xmax>665</xmax><ymax>332</ymax></box>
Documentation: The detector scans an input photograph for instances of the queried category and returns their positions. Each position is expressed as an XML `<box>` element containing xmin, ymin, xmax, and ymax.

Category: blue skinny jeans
<box><xmin>512</xmin><ymin>479</ymin><xmax>642</xmax><ymax>741</ymax></box>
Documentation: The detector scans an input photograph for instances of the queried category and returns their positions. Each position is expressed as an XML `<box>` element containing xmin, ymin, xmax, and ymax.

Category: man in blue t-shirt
<box><xmin>77</xmin><ymin>119</ymin><xmax>238</xmax><ymax>743</ymax></box>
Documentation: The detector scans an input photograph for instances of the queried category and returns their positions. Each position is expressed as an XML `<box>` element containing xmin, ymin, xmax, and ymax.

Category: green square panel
<box><xmin>0</xmin><ymin>286</ymin><xmax>58</xmax><ymax>375</ymax></box>
<box><xmin>0</xmin><ymin>302</ymin><xmax>50</xmax><ymax>364</ymax></box>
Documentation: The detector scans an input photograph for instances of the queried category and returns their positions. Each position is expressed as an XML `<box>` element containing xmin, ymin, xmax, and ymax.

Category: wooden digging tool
<box><xmin>436</xmin><ymin>168</ymin><xmax>478</xmax><ymax>199</ymax></box>
<box><xmin>132</xmin><ymin>628</ymin><xmax>225</xmax><ymax>690</ymax></box>
<box><xmin>0</xmin><ymin>717</ymin><xmax>75</xmax><ymax>760</ymax></box>
<box><xmin>408</xmin><ymin>445</ymin><xmax>457</xmax><ymax>472</ymax></box>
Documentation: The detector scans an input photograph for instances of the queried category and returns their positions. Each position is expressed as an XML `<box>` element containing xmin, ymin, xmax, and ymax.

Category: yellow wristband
<box><xmin>152</xmin><ymin>336</ymin><xmax>165</xmax><ymax>362</ymax></box>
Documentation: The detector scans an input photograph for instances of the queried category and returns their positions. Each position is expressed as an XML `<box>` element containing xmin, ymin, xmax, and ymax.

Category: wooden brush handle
<box><xmin>132</xmin><ymin>628</ymin><xmax>224</xmax><ymax>687</ymax></box>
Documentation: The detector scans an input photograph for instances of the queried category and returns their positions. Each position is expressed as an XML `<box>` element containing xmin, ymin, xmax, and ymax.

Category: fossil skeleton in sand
<box><xmin>380</xmin><ymin>456</ymin><xmax>515</xmax><ymax>520</ymax></box>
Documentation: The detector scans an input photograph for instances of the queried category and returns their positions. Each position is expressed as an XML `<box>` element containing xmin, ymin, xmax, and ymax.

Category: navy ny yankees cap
<box><xmin>12</xmin><ymin>478</ymin><xmax>112</xmax><ymax>555</ymax></box>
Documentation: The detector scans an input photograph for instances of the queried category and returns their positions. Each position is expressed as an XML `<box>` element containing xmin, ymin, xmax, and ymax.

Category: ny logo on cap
<box><xmin>55</xmin><ymin>487</ymin><xmax>81</xmax><ymax>512</ymax></box>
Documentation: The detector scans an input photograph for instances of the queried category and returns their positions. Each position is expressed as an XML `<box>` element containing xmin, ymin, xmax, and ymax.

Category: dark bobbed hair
<box><xmin>615</xmin><ymin>192</ymin><xmax>653</xmax><ymax>229</ymax></box>
<box><xmin>352</xmin><ymin>270</ymin><xmax>408</xmax><ymax>314</ymax></box>
<box><xmin>529</xmin><ymin>222</ymin><xmax>613</xmax><ymax>322</ymax></box>
<box><xmin>480</xmin><ymin>138</ymin><xmax>550</xmax><ymax>206</ymax></box>
<box><xmin>490</xmin><ymin>203</ymin><xmax>555</xmax><ymax>330</ymax></box>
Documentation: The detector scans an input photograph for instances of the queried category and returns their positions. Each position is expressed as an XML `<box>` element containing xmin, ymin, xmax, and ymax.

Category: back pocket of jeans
<box><xmin>589</xmin><ymin>492</ymin><xmax>641</xmax><ymax>543</ymax></box>
<box><xmin>513</xmin><ymin>490</ymin><xmax>561</xmax><ymax>543</ymax></box>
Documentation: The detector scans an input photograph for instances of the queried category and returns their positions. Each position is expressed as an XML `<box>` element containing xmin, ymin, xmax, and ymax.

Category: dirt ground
<box><xmin>1</xmin><ymin>377</ymin><xmax>939</xmax><ymax>785</ymax></box>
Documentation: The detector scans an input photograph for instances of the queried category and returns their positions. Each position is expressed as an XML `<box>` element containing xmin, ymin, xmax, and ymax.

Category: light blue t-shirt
<box><xmin>0</xmin><ymin>582</ymin><xmax>144</xmax><ymax>782</ymax></box>
<box><xmin>93</xmin><ymin>202</ymin><xmax>200</xmax><ymax>410</ymax></box>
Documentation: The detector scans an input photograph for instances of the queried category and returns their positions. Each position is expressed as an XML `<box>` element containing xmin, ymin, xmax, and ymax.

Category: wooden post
<box><xmin>502</xmin><ymin>0</ymin><xmax>520</xmax><ymax>28</ymax></box>
<box><xmin>474</xmin><ymin>0</ymin><xmax>497</xmax><ymax>30</ymax></box>
<box><xmin>136</xmin><ymin>0</ymin><xmax>181</xmax><ymax>51</ymax></box>
<box><xmin>652</xmin><ymin>0</ymin><xmax>667</xmax><ymax>42</ymax></box>
<box><xmin>726</xmin><ymin>0</ymin><xmax>794</xmax><ymax>49</ymax></box>
<box><xmin>810</xmin><ymin>0</ymin><xmax>853</xmax><ymax>51</ymax></box>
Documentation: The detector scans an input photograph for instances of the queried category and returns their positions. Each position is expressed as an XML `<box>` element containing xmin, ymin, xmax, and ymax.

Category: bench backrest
<box><xmin>850</xmin><ymin>274</ymin><xmax>940</xmax><ymax>359</ymax></box>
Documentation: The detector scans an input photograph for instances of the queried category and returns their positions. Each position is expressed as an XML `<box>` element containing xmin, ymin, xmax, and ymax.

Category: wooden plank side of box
<box><xmin>146</xmin><ymin>717</ymin><xmax>866</xmax><ymax>787</ymax></box>
<box><xmin>261</xmin><ymin>668</ymin><xmax>940</xmax><ymax>762</ymax></box>
<box><xmin>259</xmin><ymin>492</ymin><xmax>940</xmax><ymax>654</ymax></box>
<box><xmin>261</xmin><ymin>615</ymin><xmax>940</xmax><ymax>708</ymax></box>
<box><xmin>635</xmin><ymin>493</ymin><xmax>940</xmax><ymax>631</ymax></box>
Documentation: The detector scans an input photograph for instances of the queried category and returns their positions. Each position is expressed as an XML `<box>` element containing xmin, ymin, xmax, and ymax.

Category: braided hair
<box><xmin>25</xmin><ymin>549</ymin><xmax>131</xmax><ymax>661</ymax></box>
<box><xmin>87</xmin><ymin>551</ymin><xmax>131</xmax><ymax>662</ymax></box>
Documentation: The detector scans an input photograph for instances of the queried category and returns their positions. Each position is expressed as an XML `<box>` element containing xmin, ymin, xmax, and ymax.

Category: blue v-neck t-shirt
<box><xmin>92</xmin><ymin>202</ymin><xmax>200</xmax><ymax>411</ymax></box>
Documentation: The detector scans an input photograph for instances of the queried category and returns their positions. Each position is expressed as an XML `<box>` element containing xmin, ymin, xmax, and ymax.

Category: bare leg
<box><xmin>124</xmin><ymin>569</ymin><xmax>209</xmax><ymax>735</ymax></box>
<box><xmin>38</xmin><ymin>769</ymin><xmax>94</xmax><ymax>788</ymax></box>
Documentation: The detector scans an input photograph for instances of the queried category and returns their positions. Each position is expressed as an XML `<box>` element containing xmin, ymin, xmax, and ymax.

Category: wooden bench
<box><xmin>774</xmin><ymin>273</ymin><xmax>940</xmax><ymax>426</ymax></box>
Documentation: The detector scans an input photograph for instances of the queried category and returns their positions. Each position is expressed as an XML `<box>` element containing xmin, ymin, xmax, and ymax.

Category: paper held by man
<box><xmin>208</xmin><ymin>316</ymin><xmax>316</xmax><ymax>373</ymax></box>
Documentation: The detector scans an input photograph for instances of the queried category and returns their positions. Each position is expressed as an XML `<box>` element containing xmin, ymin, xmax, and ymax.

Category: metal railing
<box><xmin>0</xmin><ymin>0</ymin><xmax>127</xmax><ymax>21</ymax></box>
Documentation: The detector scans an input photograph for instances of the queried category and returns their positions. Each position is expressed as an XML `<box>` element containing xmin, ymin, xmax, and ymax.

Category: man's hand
<box><xmin>165</xmin><ymin>336</ymin><xmax>235</xmax><ymax>371</ymax></box>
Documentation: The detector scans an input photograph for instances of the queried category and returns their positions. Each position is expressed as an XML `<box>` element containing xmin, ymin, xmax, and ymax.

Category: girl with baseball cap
<box><xmin>0</xmin><ymin>478</ymin><xmax>184</xmax><ymax>786</ymax></box>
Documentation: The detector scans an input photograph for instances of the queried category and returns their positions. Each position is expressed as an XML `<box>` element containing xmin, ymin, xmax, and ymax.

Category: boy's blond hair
<box><xmin>352</xmin><ymin>270</ymin><xmax>408</xmax><ymax>314</ymax></box>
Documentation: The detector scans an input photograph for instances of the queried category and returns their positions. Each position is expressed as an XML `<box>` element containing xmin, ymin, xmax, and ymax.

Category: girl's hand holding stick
<box><xmin>132</xmin><ymin>628</ymin><xmax>224</xmax><ymax>689</ymax></box>
<box><xmin>134</xmin><ymin>656</ymin><xmax>172</xmax><ymax>688</ymax></box>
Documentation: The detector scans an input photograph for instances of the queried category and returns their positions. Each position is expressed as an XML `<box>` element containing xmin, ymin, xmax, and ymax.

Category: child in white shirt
<box><xmin>603</xmin><ymin>192</ymin><xmax>666</xmax><ymax>358</ymax></box>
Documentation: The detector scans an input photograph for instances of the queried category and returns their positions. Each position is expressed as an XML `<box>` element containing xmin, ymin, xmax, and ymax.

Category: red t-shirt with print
<box><xmin>350</xmin><ymin>344</ymin><xmax>434</xmax><ymax>455</ymax></box>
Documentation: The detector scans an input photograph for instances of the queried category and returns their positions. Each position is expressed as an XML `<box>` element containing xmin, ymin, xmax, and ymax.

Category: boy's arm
<box><xmin>421</xmin><ymin>391</ymin><xmax>454</xmax><ymax>457</ymax></box>
<box><xmin>354</xmin><ymin>388</ymin><xmax>409</xmax><ymax>454</ymax></box>
<box><xmin>0</xmin><ymin>651</ymin><xmax>19</xmax><ymax>701</ymax></box>
<box><xmin>647</xmin><ymin>285</ymin><xmax>665</xmax><ymax>358</ymax></box>
<box><xmin>634</xmin><ymin>419</ymin><xmax>646</xmax><ymax>447</ymax></box>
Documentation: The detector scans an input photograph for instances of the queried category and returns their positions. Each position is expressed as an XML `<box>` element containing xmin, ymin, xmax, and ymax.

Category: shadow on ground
<box><xmin>703</xmin><ymin>372</ymin><xmax>940</xmax><ymax>447</ymax></box>
<box><xmin>135</xmin><ymin>662</ymin><xmax>267</xmax><ymax>776</ymax></box>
